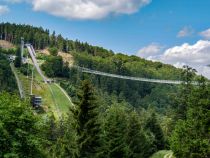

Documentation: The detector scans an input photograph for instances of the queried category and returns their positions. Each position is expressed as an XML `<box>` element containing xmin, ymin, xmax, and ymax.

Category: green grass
<box><xmin>49</xmin><ymin>83</ymin><xmax>73</xmax><ymax>112</ymax></box>
<box><xmin>15</xmin><ymin>64</ymin><xmax>73</xmax><ymax>119</ymax></box>
<box><xmin>150</xmin><ymin>150</ymin><xmax>175</xmax><ymax>158</ymax></box>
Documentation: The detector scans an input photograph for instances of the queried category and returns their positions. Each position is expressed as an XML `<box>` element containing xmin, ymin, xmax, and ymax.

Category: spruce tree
<box><xmin>127</xmin><ymin>111</ymin><xmax>155</xmax><ymax>158</ymax></box>
<box><xmin>146</xmin><ymin>113</ymin><xmax>165</xmax><ymax>151</ymax></box>
<box><xmin>173</xmin><ymin>66</ymin><xmax>196</xmax><ymax>120</ymax></box>
<box><xmin>51</xmin><ymin>116</ymin><xmax>78</xmax><ymax>158</ymax></box>
<box><xmin>76</xmin><ymin>80</ymin><xmax>101</xmax><ymax>158</ymax></box>
<box><xmin>170</xmin><ymin>76</ymin><xmax>210</xmax><ymax>158</ymax></box>
<box><xmin>103</xmin><ymin>104</ymin><xmax>129</xmax><ymax>158</ymax></box>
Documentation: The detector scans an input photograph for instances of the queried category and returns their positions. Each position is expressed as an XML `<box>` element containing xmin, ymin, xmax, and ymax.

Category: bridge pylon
<box><xmin>21</xmin><ymin>37</ymin><xmax>24</xmax><ymax>62</ymax></box>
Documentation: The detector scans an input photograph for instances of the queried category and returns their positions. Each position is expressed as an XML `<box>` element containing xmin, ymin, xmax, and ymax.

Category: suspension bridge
<box><xmin>20</xmin><ymin>42</ymin><xmax>185</xmax><ymax>86</ymax></box>
<box><xmin>76</xmin><ymin>66</ymin><xmax>183</xmax><ymax>85</ymax></box>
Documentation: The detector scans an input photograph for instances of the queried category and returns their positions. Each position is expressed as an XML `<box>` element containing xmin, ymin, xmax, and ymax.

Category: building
<box><xmin>31</xmin><ymin>95</ymin><xmax>42</xmax><ymax>108</ymax></box>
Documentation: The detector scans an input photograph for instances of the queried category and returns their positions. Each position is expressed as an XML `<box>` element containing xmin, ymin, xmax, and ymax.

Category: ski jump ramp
<box><xmin>25</xmin><ymin>44</ymin><xmax>50</xmax><ymax>83</ymax></box>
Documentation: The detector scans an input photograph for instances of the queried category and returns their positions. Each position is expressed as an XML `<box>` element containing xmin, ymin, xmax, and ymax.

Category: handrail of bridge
<box><xmin>75</xmin><ymin>66</ymin><xmax>185</xmax><ymax>85</ymax></box>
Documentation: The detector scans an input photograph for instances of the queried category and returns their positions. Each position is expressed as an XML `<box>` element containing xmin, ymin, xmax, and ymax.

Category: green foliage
<box><xmin>46</xmin><ymin>115</ymin><xmax>78</xmax><ymax>158</ymax></box>
<box><xmin>69</xmin><ymin>52</ymin><xmax>182</xmax><ymax>110</ymax></box>
<box><xmin>0</xmin><ymin>48</ymin><xmax>16</xmax><ymax>55</ymax></box>
<box><xmin>74</xmin><ymin>80</ymin><xmax>102</xmax><ymax>158</ymax></box>
<box><xmin>146</xmin><ymin>113</ymin><xmax>166</xmax><ymax>151</ymax></box>
<box><xmin>1</xmin><ymin>22</ymin><xmax>183</xmax><ymax>111</ymax></box>
<box><xmin>0</xmin><ymin>22</ymin><xmax>114</xmax><ymax>54</ymax></box>
<box><xmin>170</xmin><ymin>74</ymin><xmax>210</xmax><ymax>157</ymax></box>
<box><xmin>101</xmin><ymin>103</ymin><xmax>158</xmax><ymax>158</ymax></box>
<box><xmin>0</xmin><ymin>22</ymin><xmax>50</xmax><ymax>50</ymax></box>
<box><xmin>2</xmin><ymin>22</ymin><xmax>209</xmax><ymax>158</ymax></box>
<box><xmin>0</xmin><ymin>92</ymin><xmax>48</xmax><ymax>158</ymax></box>
<box><xmin>48</xmin><ymin>47</ymin><xmax>58</xmax><ymax>56</ymax></box>
<box><xmin>0</xmin><ymin>50</ymin><xmax>17</xmax><ymax>92</ymax></box>
<box><xmin>172</xmin><ymin>66</ymin><xmax>197</xmax><ymax>120</ymax></box>
<box><xmin>14</xmin><ymin>47</ymin><xmax>22</xmax><ymax>68</ymax></box>
<box><xmin>103</xmin><ymin>104</ymin><xmax>129</xmax><ymax>158</ymax></box>
<box><xmin>41</xmin><ymin>56</ymin><xmax>69</xmax><ymax>78</ymax></box>
<box><xmin>19</xmin><ymin>63</ymin><xmax>32</xmax><ymax>76</ymax></box>
<box><xmin>126</xmin><ymin>111</ymin><xmax>155</xmax><ymax>158</ymax></box>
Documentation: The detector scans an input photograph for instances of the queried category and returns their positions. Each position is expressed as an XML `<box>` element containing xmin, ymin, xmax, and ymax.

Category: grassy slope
<box><xmin>15</xmin><ymin>65</ymin><xmax>73</xmax><ymax>119</ymax></box>
<box><xmin>49</xmin><ymin>84</ymin><xmax>72</xmax><ymax>112</ymax></box>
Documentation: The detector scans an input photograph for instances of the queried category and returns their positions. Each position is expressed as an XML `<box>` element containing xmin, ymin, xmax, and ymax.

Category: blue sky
<box><xmin>1</xmin><ymin>0</ymin><xmax>210</xmax><ymax>78</ymax></box>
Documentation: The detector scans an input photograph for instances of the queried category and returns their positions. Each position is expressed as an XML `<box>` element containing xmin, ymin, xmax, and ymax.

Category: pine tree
<box><xmin>51</xmin><ymin>116</ymin><xmax>78</xmax><ymax>158</ymax></box>
<box><xmin>146</xmin><ymin>113</ymin><xmax>165</xmax><ymax>151</ymax></box>
<box><xmin>75</xmin><ymin>80</ymin><xmax>101</xmax><ymax>158</ymax></box>
<box><xmin>173</xmin><ymin>66</ymin><xmax>196</xmax><ymax>120</ymax></box>
<box><xmin>170</xmin><ymin>76</ymin><xmax>210</xmax><ymax>158</ymax></box>
<box><xmin>103</xmin><ymin>104</ymin><xmax>129</xmax><ymax>158</ymax></box>
<box><xmin>127</xmin><ymin>111</ymin><xmax>155</xmax><ymax>158</ymax></box>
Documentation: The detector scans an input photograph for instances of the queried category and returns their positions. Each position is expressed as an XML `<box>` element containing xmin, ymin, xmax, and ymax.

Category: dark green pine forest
<box><xmin>0</xmin><ymin>23</ymin><xmax>209</xmax><ymax>158</ymax></box>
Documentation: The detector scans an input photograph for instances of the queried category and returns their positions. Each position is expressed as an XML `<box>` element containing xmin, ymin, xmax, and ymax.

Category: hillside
<box><xmin>0</xmin><ymin>40</ymin><xmax>15</xmax><ymax>49</ymax></box>
<box><xmin>0</xmin><ymin>22</ymin><xmax>184</xmax><ymax>110</ymax></box>
<box><xmin>0</xmin><ymin>23</ymin><xmax>209</xmax><ymax>158</ymax></box>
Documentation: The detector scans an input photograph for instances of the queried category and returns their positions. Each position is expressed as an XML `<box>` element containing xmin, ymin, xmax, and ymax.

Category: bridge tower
<box><xmin>21</xmin><ymin>37</ymin><xmax>24</xmax><ymax>62</ymax></box>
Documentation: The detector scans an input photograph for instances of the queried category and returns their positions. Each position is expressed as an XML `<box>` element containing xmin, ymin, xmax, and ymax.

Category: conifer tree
<box><xmin>146</xmin><ymin>113</ymin><xmax>165</xmax><ymax>151</ymax></box>
<box><xmin>103</xmin><ymin>104</ymin><xmax>129</xmax><ymax>158</ymax></box>
<box><xmin>173</xmin><ymin>66</ymin><xmax>196</xmax><ymax>120</ymax></box>
<box><xmin>127</xmin><ymin>111</ymin><xmax>155</xmax><ymax>158</ymax></box>
<box><xmin>75</xmin><ymin>80</ymin><xmax>101</xmax><ymax>158</ymax></box>
<box><xmin>51</xmin><ymin>116</ymin><xmax>78</xmax><ymax>158</ymax></box>
<box><xmin>170</xmin><ymin>76</ymin><xmax>210</xmax><ymax>158</ymax></box>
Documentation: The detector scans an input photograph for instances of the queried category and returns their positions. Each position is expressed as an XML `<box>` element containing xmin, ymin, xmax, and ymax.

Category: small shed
<box><xmin>31</xmin><ymin>95</ymin><xmax>42</xmax><ymax>108</ymax></box>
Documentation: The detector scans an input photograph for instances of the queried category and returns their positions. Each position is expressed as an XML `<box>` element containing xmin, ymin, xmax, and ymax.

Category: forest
<box><xmin>0</xmin><ymin>48</ymin><xmax>17</xmax><ymax>92</ymax></box>
<box><xmin>0</xmin><ymin>23</ymin><xmax>209</xmax><ymax>158</ymax></box>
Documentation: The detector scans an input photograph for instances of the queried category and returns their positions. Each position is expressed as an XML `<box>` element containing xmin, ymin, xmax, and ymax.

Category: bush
<box><xmin>20</xmin><ymin>64</ymin><xmax>32</xmax><ymax>76</ymax></box>
<box><xmin>48</xmin><ymin>47</ymin><xmax>58</xmax><ymax>56</ymax></box>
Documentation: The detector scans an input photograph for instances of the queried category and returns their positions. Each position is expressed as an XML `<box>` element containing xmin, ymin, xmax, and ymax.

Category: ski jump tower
<box><xmin>21</xmin><ymin>37</ymin><xmax>24</xmax><ymax>62</ymax></box>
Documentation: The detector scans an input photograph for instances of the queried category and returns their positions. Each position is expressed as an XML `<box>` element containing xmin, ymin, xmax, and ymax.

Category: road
<box><xmin>10</xmin><ymin>63</ymin><xmax>25</xmax><ymax>98</ymax></box>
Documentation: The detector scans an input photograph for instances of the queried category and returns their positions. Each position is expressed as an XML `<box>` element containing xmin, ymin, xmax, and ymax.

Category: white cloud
<box><xmin>0</xmin><ymin>5</ymin><xmax>9</xmax><ymax>15</ymax></box>
<box><xmin>177</xmin><ymin>26</ymin><xmax>194</xmax><ymax>38</ymax></box>
<box><xmin>5</xmin><ymin>0</ymin><xmax>150</xmax><ymax>20</ymax></box>
<box><xmin>199</xmin><ymin>28</ymin><xmax>210</xmax><ymax>39</ymax></box>
<box><xmin>143</xmin><ymin>40</ymin><xmax>210</xmax><ymax>79</ymax></box>
<box><xmin>137</xmin><ymin>43</ymin><xmax>164</xmax><ymax>58</ymax></box>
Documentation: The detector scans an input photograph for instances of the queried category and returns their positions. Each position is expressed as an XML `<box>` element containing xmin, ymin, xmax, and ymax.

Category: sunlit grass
<box><xmin>14</xmin><ymin>65</ymin><xmax>72</xmax><ymax>119</ymax></box>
